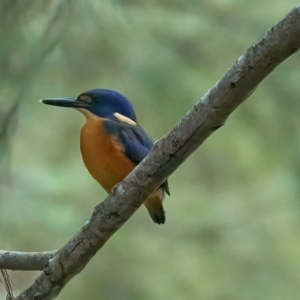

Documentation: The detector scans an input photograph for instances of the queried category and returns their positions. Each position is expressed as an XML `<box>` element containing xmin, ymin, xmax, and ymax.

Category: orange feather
<box><xmin>80</xmin><ymin>115</ymin><xmax>135</xmax><ymax>192</ymax></box>
<box><xmin>80</xmin><ymin>113</ymin><xmax>165</xmax><ymax>224</ymax></box>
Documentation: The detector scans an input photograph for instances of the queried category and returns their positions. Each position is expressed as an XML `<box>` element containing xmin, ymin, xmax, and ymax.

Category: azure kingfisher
<box><xmin>41</xmin><ymin>89</ymin><xmax>170</xmax><ymax>224</ymax></box>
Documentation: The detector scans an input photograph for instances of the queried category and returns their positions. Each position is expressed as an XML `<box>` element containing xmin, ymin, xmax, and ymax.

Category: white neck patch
<box><xmin>113</xmin><ymin>112</ymin><xmax>136</xmax><ymax>126</ymax></box>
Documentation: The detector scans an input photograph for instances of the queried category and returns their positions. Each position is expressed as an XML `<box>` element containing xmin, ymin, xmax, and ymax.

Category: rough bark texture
<box><xmin>6</xmin><ymin>4</ymin><xmax>300</xmax><ymax>300</ymax></box>
<box><xmin>0</xmin><ymin>251</ymin><xmax>57</xmax><ymax>271</ymax></box>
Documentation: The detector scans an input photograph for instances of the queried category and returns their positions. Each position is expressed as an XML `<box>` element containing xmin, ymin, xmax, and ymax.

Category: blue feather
<box><xmin>103</xmin><ymin>119</ymin><xmax>170</xmax><ymax>195</ymax></box>
<box><xmin>103</xmin><ymin>120</ymin><xmax>153</xmax><ymax>164</ymax></box>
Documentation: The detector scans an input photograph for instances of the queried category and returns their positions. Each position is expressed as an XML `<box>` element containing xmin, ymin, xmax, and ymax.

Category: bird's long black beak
<box><xmin>40</xmin><ymin>97</ymin><xmax>91</xmax><ymax>109</ymax></box>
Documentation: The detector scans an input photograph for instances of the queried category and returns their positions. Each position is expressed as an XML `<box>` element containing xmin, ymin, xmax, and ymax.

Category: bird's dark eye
<box><xmin>78</xmin><ymin>95</ymin><xmax>92</xmax><ymax>103</ymax></box>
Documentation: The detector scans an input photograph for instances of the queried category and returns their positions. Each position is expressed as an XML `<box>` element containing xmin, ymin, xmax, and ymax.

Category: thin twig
<box><xmin>0</xmin><ymin>269</ymin><xmax>14</xmax><ymax>300</ymax></box>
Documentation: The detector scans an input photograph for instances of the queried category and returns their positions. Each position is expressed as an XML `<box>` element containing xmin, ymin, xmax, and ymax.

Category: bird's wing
<box><xmin>103</xmin><ymin>120</ymin><xmax>153</xmax><ymax>164</ymax></box>
<box><xmin>103</xmin><ymin>120</ymin><xmax>170</xmax><ymax>196</ymax></box>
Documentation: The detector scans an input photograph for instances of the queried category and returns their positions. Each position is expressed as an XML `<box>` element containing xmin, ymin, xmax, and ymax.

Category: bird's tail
<box><xmin>143</xmin><ymin>188</ymin><xmax>166</xmax><ymax>224</ymax></box>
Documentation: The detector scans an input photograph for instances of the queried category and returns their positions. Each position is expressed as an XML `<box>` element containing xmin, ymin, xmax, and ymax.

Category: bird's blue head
<box><xmin>41</xmin><ymin>89</ymin><xmax>137</xmax><ymax>122</ymax></box>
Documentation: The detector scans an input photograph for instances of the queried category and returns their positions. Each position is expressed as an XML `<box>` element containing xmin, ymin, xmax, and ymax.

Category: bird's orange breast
<box><xmin>80</xmin><ymin>116</ymin><xmax>136</xmax><ymax>192</ymax></box>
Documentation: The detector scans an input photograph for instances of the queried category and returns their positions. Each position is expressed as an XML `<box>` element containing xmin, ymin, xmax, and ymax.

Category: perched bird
<box><xmin>41</xmin><ymin>89</ymin><xmax>170</xmax><ymax>224</ymax></box>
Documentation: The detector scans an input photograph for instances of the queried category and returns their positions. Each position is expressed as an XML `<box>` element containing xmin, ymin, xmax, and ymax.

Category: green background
<box><xmin>1</xmin><ymin>1</ymin><xmax>300</xmax><ymax>299</ymax></box>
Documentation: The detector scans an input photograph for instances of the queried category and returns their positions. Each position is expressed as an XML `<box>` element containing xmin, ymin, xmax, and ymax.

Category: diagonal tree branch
<box><xmin>11</xmin><ymin>4</ymin><xmax>300</xmax><ymax>300</ymax></box>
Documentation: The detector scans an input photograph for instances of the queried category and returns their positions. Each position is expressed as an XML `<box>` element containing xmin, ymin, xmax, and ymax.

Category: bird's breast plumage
<box><xmin>80</xmin><ymin>116</ymin><xmax>136</xmax><ymax>192</ymax></box>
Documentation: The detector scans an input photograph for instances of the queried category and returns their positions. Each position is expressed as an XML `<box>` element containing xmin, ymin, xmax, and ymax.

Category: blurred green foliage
<box><xmin>1</xmin><ymin>0</ymin><xmax>300</xmax><ymax>299</ymax></box>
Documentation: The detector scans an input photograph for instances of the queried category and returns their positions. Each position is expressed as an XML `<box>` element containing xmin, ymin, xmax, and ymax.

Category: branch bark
<box><xmin>7</xmin><ymin>4</ymin><xmax>300</xmax><ymax>300</ymax></box>
<box><xmin>0</xmin><ymin>251</ymin><xmax>57</xmax><ymax>271</ymax></box>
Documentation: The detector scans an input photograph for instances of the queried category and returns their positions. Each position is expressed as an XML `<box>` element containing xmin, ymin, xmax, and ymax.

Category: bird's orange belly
<box><xmin>80</xmin><ymin>119</ymin><xmax>136</xmax><ymax>193</ymax></box>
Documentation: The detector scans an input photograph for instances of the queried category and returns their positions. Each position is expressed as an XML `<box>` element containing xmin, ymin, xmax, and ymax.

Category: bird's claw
<box><xmin>111</xmin><ymin>183</ymin><xmax>121</xmax><ymax>195</ymax></box>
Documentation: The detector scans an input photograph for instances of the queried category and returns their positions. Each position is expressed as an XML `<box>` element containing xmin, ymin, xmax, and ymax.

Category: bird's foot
<box><xmin>111</xmin><ymin>182</ymin><xmax>121</xmax><ymax>195</ymax></box>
